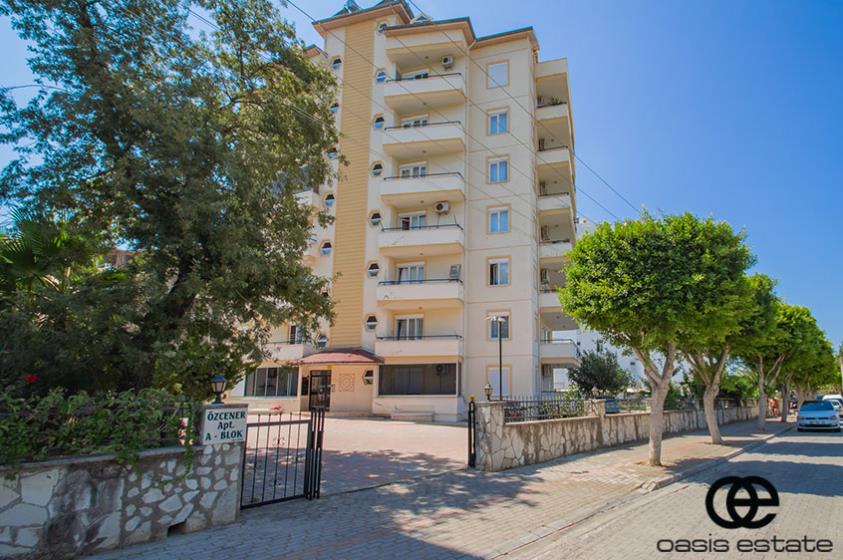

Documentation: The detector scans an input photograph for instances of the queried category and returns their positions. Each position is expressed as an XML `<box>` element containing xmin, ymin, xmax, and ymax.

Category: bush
<box><xmin>0</xmin><ymin>388</ymin><xmax>199</xmax><ymax>468</ymax></box>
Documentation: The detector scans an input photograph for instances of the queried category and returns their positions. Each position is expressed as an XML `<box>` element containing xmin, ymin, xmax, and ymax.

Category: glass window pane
<box><xmin>254</xmin><ymin>368</ymin><xmax>268</xmax><ymax>397</ymax></box>
<box><xmin>265</xmin><ymin>368</ymin><xmax>278</xmax><ymax>396</ymax></box>
<box><xmin>500</xmin><ymin>210</ymin><xmax>509</xmax><ymax>232</ymax></box>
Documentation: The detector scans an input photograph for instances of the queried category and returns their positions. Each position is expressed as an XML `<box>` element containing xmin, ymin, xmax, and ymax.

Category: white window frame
<box><xmin>487</xmin><ymin>62</ymin><xmax>509</xmax><ymax>88</ymax></box>
<box><xmin>401</xmin><ymin>114</ymin><xmax>429</xmax><ymax>128</ymax></box>
<box><xmin>488</xmin><ymin>109</ymin><xmax>508</xmax><ymax>135</ymax></box>
<box><xmin>488</xmin><ymin>313</ymin><xmax>511</xmax><ymax>340</ymax></box>
<box><xmin>399</xmin><ymin>162</ymin><xmax>427</xmax><ymax>178</ymax></box>
<box><xmin>396</xmin><ymin>262</ymin><xmax>425</xmax><ymax>283</ymax></box>
<box><xmin>488</xmin><ymin>157</ymin><xmax>509</xmax><ymax>183</ymax></box>
<box><xmin>399</xmin><ymin>211</ymin><xmax>427</xmax><ymax>229</ymax></box>
<box><xmin>488</xmin><ymin>207</ymin><xmax>510</xmax><ymax>233</ymax></box>
<box><xmin>489</xmin><ymin>258</ymin><xmax>510</xmax><ymax>286</ymax></box>
<box><xmin>395</xmin><ymin>314</ymin><xmax>424</xmax><ymax>340</ymax></box>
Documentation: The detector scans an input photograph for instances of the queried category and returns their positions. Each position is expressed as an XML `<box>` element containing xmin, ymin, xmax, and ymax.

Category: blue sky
<box><xmin>2</xmin><ymin>0</ymin><xmax>842</xmax><ymax>345</ymax></box>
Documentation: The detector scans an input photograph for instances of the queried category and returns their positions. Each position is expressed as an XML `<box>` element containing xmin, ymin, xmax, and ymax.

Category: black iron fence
<box><xmin>240</xmin><ymin>407</ymin><xmax>325</xmax><ymax>509</ymax></box>
<box><xmin>503</xmin><ymin>395</ymin><xmax>589</xmax><ymax>423</ymax></box>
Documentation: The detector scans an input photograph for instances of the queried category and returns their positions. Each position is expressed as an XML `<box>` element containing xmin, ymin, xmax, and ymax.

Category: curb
<box><xmin>640</xmin><ymin>423</ymin><xmax>794</xmax><ymax>492</ymax></box>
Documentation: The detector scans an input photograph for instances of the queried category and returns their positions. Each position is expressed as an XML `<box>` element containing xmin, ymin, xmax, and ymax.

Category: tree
<box><xmin>0</xmin><ymin>0</ymin><xmax>337</xmax><ymax>397</ymax></box>
<box><xmin>776</xmin><ymin>314</ymin><xmax>833</xmax><ymax>416</ymax></box>
<box><xmin>559</xmin><ymin>213</ymin><xmax>755</xmax><ymax>466</ymax></box>
<box><xmin>569</xmin><ymin>349</ymin><xmax>632</xmax><ymax>397</ymax></box>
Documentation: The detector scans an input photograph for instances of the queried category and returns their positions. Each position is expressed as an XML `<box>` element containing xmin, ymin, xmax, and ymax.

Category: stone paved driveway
<box><xmin>90</xmin><ymin>420</ymin><xmax>792</xmax><ymax>560</ymax></box>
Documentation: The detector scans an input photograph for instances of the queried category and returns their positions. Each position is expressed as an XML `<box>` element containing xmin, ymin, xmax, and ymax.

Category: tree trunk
<box><xmin>757</xmin><ymin>378</ymin><xmax>767</xmax><ymax>432</ymax></box>
<box><xmin>648</xmin><ymin>379</ymin><xmax>670</xmax><ymax>466</ymax></box>
<box><xmin>795</xmin><ymin>387</ymin><xmax>809</xmax><ymax>411</ymax></box>
<box><xmin>779</xmin><ymin>383</ymin><xmax>789</xmax><ymax>423</ymax></box>
<box><xmin>702</xmin><ymin>383</ymin><xmax>724</xmax><ymax>445</ymax></box>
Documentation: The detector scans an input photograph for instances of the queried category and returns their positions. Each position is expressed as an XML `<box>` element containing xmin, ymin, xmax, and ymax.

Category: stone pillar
<box><xmin>474</xmin><ymin>401</ymin><xmax>506</xmax><ymax>471</ymax></box>
<box><xmin>589</xmin><ymin>399</ymin><xmax>606</xmax><ymax>417</ymax></box>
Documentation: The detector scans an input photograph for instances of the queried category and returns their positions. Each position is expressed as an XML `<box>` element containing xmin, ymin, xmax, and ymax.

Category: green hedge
<box><xmin>0</xmin><ymin>389</ymin><xmax>200</xmax><ymax>468</ymax></box>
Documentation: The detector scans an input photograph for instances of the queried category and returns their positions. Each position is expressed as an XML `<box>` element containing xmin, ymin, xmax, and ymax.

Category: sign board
<box><xmin>201</xmin><ymin>405</ymin><xmax>248</xmax><ymax>444</ymax></box>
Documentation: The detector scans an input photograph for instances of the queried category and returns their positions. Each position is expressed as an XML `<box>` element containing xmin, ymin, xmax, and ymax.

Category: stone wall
<box><xmin>0</xmin><ymin>432</ymin><xmax>243</xmax><ymax>558</ymax></box>
<box><xmin>474</xmin><ymin>401</ymin><xmax>759</xmax><ymax>471</ymax></box>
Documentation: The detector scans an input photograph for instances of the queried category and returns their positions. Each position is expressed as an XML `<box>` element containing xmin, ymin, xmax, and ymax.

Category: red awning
<box><xmin>298</xmin><ymin>349</ymin><xmax>383</xmax><ymax>365</ymax></box>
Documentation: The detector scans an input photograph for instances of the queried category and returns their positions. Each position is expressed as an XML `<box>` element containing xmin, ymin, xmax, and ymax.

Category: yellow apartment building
<box><xmin>230</xmin><ymin>0</ymin><xmax>580</xmax><ymax>422</ymax></box>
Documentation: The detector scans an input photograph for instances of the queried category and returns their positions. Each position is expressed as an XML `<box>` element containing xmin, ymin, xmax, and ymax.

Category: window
<box><xmin>487</xmin><ymin>61</ymin><xmax>509</xmax><ymax>88</ymax></box>
<box><xmin>371</xmin><ymin>162</ymin><xmax>383</xmax><ymax>176</ymax></box>
<box><xmin>401</xmin><ymin>115</ymin><xmax>428</xmax><ymax>128</ymax></box>
<box><xmin>331</xmin><ymin>57</ymin><xmax>342</xmax><ymax>71</ymax></box>
<box><xmin>396</xmin><ymin>263</ymin><xmax>424</xmax><ymax>283</ymax></box>
<box><xmin>369</xmin><ymin>211</ymin><xmax>382</xmax><ymax>226</ymax></box>
<box><xmin>395</xmin><ymin>316</ymin><xmax>423</xmax><ymax>339</ymax></box>
<box><xmin>375</xmin><ymin>70</ymin><xmax>387</xmax><ymax>83</ymax></box>
<box><xmin>327</xmin><ymin>148</ymin><xmax>338</xmax><ymax>160</ymax></box>
<box><xmin>487</xmin><ymin>366</ymin><xmax>511</xmax><ymax>397</ymax></box>
<box><xmin>244</xmin><ymin>367</ymin><xmax>298</xmax><ymax>397</ymax></box>
<box><xmin>488</xmin><ymin>207</ymin><xmax>510</xmax><ymax>233</ymax></box>
<box><xmin>315</xmin><ymin>334</ymin><xmax>328</xmax><ymax>348</ymax></box>
<box><xmin>488</xmin><ymin>157</ymin><xmax>509</xmax><ymax>183</ymax></box>
<box><xmin>324</xmin><ymin>193</ymin><xmax>335</xmax><ymax>208</ymax></box>
<box><xmin>489</xmin><ymin>258</ymin><xmax>510</xmax><ymax>286</ymax></box>
<box><xmin>320</xmin><ymin>242</ymin><xmax>332</xmax><ymax>256</ymax></box>
<box><xmin>379</xmin><ymin>364</ymin><xmax>457</xmax><ymax>396</ymax></box>
<box><xmin>365</xmin><ymin>315</ymin><xmax>378</xmax><ymax>331</ymax></box>
<box><xmin>399</xmin><ymin>162</ymin><xmax>427</xmax><ymax>178</ymax></box>
<box><xmin>488</xmin><ymin>313</ymin><xmax>510</xmax><ymax>339</ymax></box>
<box><xmin>402</xmin><ymin>69</ymin><xmax>429</xmax><ymax>81</ymax></box>
<box><xmin>489</xmin><ymin>109</ymin><xmax>508</xmax><ymax>135</ymax></box>
<box><xmin>330</xmin><ymin>103</ymin><xmax>339</xmax><ymax>114</ymax></box>
<box><xmin>399</xmin><ymin>212</ymin><xmax>426</xmax><ymax>229</ymax></box>
<box><xmin>288</xmin><ymin>324</ymin><xmax>304</xmax><ymax>344</ymax></box>
<box><xmin>373</xmin><ymin>115</ymin><xmax>385</xmax><ymax>129</ymax></box>
<box><xmin>367</xmin><ymin>262</ymin><xmax>381</xmax><ymax>277</ymax></box>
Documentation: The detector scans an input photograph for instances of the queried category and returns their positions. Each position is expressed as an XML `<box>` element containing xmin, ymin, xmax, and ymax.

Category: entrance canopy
<box><xmin>298</xmin><ymin>349</ymin><xmax>383</xmax><ymax>366</ymax></box>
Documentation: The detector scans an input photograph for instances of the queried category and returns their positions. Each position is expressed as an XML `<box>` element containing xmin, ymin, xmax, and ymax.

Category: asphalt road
<box><xmin>511</xmin><ymin>429</ymin><xmax>843</xmax><ymax>560</ymax></box>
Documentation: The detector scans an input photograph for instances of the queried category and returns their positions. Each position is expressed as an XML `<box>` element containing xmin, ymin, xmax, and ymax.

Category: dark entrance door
<box><xmin>309</xmin><ymin>371</ymin><xmax>331</xmax><ymax>410</ymax></box>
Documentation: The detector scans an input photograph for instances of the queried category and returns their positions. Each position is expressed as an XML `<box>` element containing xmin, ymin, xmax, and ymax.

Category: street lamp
<box><xmin>487</xmin><ymin>315</ymin><xmax>506</xmax><ymax>401</ymax></box>
<box><xmin>483</xmin><ymin>383</ymin><xmax>493</xmax><ymax>401</ymax></box>
<box><xmin>210</xmin><ymin>375</ymin><xmax>227</xmax><ymax>404</ymax></box>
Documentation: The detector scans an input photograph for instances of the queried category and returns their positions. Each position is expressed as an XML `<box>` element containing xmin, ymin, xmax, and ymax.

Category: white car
<box><xmin>797</xmin><ymin>400</ymin><xmax>841</xmax><ymax>431</ymax></box>
<box><xmin>821</xmin><ymin>394</ymin><xmax>843</xmax><ymax>418</ymax></box>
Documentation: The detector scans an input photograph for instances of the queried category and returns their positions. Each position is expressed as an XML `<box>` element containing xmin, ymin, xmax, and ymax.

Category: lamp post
<box><xmin>210</xmin><ymin>375</ymin><xmax>227</xmax><ymax>405</ymax></box>
<box><xmin>487</xmin><ymin>315</ymin><xmax>506</xmax><ymax>401</ymax></box>
<box><xmin>483</xmin><ymin>383</ymin><xmax>493</xmax><ymax>401</ymax></box>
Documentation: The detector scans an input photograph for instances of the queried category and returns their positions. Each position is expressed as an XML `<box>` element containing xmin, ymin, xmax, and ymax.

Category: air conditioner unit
<box><xmin>434</xmin><ymin>201</ymin><xmax>450</xmax><ymax>214</ymax></box>
<box><xmin>441</xmin><ymin>55</ymin><xmax>454</xmax><ymax>69</ymax></box>
<box><xmin>449</xmin><ymin>264</ymin><xmax>461</xmax><ymax>280</ymax></box>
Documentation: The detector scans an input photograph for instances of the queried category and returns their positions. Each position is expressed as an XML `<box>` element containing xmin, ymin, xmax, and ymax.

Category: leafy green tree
<box><xmin>0</xmin><ymin>0</ymin><xmax>338</xmax><ymax>397</ymax></box>
<box><xmin>559</xmin><ymin>213</ymin><xmax>755</xmax><ymax>466</ymax></box>
<box><xmin>569</xmin><ymin>349</ymin><xmax>632</xmax><ymax>397</ymax></box>
<box><xmin>779</xmin><ymin>318</ymin><xmax>835</xmax><ymax>415</ymax></box>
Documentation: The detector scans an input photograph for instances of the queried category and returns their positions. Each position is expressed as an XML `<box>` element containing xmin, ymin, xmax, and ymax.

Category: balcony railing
<box><xmin>382</xmin><ymin>171</ymin><xmax>463</xmax><ymax>181</ymax></box>
<box><xmin>376</xmin><ymin>335</ymin><xmax>463</xmax><ymax>341</ymax></box>
<box><xmin>385</xmin><ymin>72</ymin><xmax>463</xmax><ymax>83</ymax></box>
<box><xmin>381</xmin><ymin>223</ymin><xmax>464</xmax><ymax>232</ymax></box>
<box><xmin>383</xmin><ymin>120</ymin><xmax>463</xmax><ymax>132</ymax></box>
<box><xmin>540</xmin><ymin>238</ymin><xmax>572</xmax><ymax>245</ymax></box>
<box><xmin>538</xmin><ymin>144</ymin><xmax>570</xmax><ymax>153</ymax></box>
<box><xmin>378</xmin><ymin>278</ymin><xmax>462</xmax><ymax>286</ymax></box>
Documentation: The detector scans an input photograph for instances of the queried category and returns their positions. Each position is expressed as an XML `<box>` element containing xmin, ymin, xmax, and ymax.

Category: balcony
<box><xmin>540</xmin><ymin>338</ymin><xmax>580</xmax><ymax>365</ymax></box>
<box><xmin>538</xmin><ymin>192</ymin><xmax>572</xmax><ymax>214</ymax></box>
<box><xmin>379</xmin><ymin>224</ymin><xmax>464</xmax><ymax>258</ymax></box>
<box><xmin>382</xmin><ymin>122</ymin><xmax>465</xmax><ymax>159</ymax></box>
<box><xmin>377</xmin><ymin>279</ymin><xmax>464</xmax><ymax>310</ymax></box>
<box><xmin>536</xmin><ymin>101</ymin><xmax>570</xmax><ymax>123</ymax></box>
<box><xmin>383</xmin><ymin>73</ymin><xmax>466</xmax><ymax>113</ymax></box>
<box><xmin>536</xmin><ymin>146</ymin><xmax>571</xmax><ymax>168</ymax></box>
<box><xmin>539</xmin><ymin>239</ymin><xmax>573</xmax><ymax>260</ymax></box>
<box><xmin>294</xmin><ymin>189</ymin><xmax>320</xmax><ymax>210</ymax></box>
<box><xmin>381</xmin><ymin>172</ymin><xmax>465</xmax><ymax>209</ymax></box>
<box><xmin>264</xmin><ymin>340</ymin><xmax>313</xmax><ymax>364</ymax></box>
<box><xmin>539</xmin><ymin>289</ymin><xmax>562</xmax><ymax>311</ymax></box>
<box><xmin>375</xmin><ymin>335</ymin><xmax>464</xmax><ymax>359</ymax></box>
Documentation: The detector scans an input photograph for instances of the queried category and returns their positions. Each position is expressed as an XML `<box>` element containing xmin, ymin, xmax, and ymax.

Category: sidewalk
<box><xmin>90</xmin><ymin>419</ymin><xmax>792</xmax><ymax>560</ymax></box>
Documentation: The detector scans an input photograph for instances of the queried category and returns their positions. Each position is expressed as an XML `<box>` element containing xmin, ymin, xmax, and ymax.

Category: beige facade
<box><xmin>232</xmin><ymin>1</ymin><xmax>579</xmax><ymax>422</ymax></box>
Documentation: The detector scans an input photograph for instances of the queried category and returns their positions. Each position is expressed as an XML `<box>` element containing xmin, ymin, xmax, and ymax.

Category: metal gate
<box><xmin>240</xmin><ymin>407</ymin><xmax>325</xmax><ymax>508</ymax></box>
<box><xmin>467</xmin><ymin>398</ymin><xmax>476</xmax><ymax>468</ymax></box>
